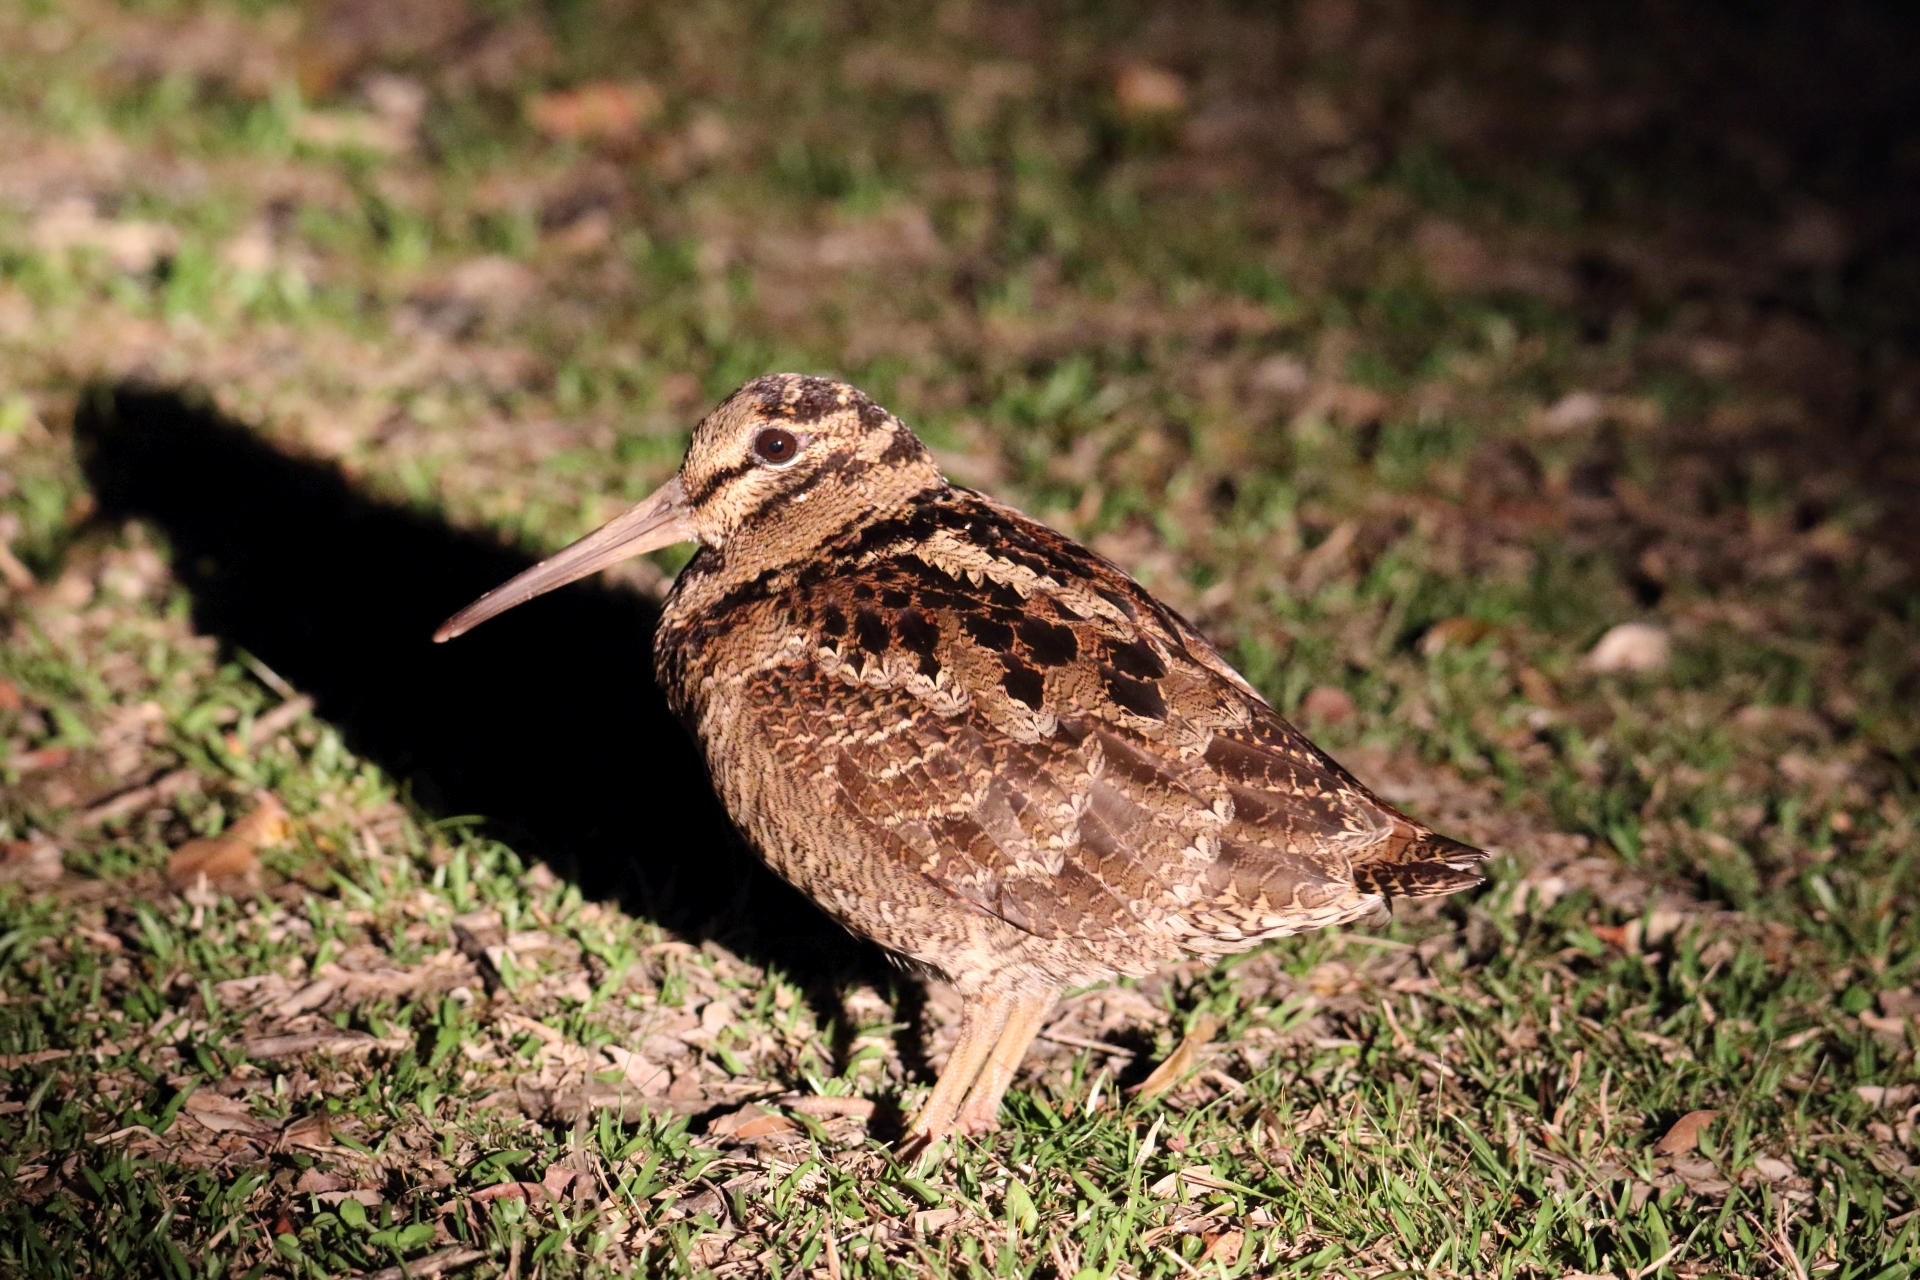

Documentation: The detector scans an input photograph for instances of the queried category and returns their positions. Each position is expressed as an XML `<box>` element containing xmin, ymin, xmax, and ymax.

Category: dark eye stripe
<box><xmin>686</xmin><ymin>459</ymin><xmax>755</xmax><ymax>504</ymax></box>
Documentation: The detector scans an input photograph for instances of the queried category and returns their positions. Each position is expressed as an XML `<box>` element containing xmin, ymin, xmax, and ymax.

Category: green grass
<box><xmin>0</xmin><ymin>0</ymin><xmax>1917</xmax><ymax>1275</ymax></box>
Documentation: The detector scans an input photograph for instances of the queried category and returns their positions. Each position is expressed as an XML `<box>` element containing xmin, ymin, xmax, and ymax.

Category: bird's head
<box><xmin>434</xmin><ymin>374</ymin><xmax>944</xmax><ymax>642</ymax></box>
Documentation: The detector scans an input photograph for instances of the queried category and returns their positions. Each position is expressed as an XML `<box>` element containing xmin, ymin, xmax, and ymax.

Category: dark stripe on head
<box><xmin>748</xmin><ymin>374</ymin><xmax>855</xmax><ymax>424</ymax></box>
<box><xmin>737</xmin><ymin>447</ymin><xmax>875</xmax><ymax>526</ymax></box>
<box><xmin>687</xmin><ymin>458</ymin><xmax>755</xmax><ymax>505</ymax></box>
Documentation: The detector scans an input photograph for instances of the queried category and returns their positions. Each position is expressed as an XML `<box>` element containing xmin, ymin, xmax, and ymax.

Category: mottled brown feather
<box><xmin>443</xmin><ymin>372</ymin><xmax>1488</xmax><ymax>1144</ymax></box>
<box><xmin>653</xmin><ymin>377</ymin><xmax>1486</xmax><ymax>995</ymax></box>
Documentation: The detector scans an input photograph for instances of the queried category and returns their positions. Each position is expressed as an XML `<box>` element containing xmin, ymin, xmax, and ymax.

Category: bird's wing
<box><xmin>742</xmin><ymin>490</ymin><xmax>1481</xmax><ymax>948</ymax></box>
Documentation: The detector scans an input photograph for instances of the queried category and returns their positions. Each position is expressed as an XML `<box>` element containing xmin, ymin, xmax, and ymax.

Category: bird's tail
<box><xmin>1351</xmin><ymin>824</ymin><xmax>1488</xmax><ymax>898</ymax></box>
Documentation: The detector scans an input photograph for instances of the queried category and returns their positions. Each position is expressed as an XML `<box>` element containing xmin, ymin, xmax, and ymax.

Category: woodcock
<box><xmin>436</xmin><ymin>374</ymin><xmax>1486</xmax><ymax>1148</ymax></box>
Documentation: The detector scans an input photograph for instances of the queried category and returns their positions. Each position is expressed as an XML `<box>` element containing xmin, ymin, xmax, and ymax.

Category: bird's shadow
<box><xmin>75</xmin><ymin>384</ymin><xmax>900</xmax><ymax>1036</ymax></box>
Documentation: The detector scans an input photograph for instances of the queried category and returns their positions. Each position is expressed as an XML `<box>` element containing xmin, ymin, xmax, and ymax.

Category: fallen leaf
<box><xmin>362</xmin><ymin>1247</ymin><xmax>489</xmax><ymax>1280</ymax></box>
<box><xmin>913</xmin><ymin>1207</ymin><xmax>959</xmax><ymax>1235</ymax></box>
<box><xmin>776</xmin><ymin>1094</ymin><xmax>876</xmax><ymax>1120</ymax></box>
<box><xmin>0</xmin><ymin>835</ymin><xmax>61</xmax><ymax>884</ymax></box>
<box><xmin>167</xmin><ymin>796</ymin><xmax>291</xmax><ymax>887</ymax></box>
<box><xmin>471</xmin><ymin>1180</ymin><xmax>554</xmax><ymax>1204</ymax></box>
<box><xmin>0</xmin><ymin>679</ymin><xmax>21</xmax><ymax>712</ymax></box>
<box><xmin>1420</xmin><ymin>616</ymin><xmax>1497</xmax><ymax>656</ymax></box>
<box><xmin>540</xmin><ymin>1162</ymin><xmax>585</xmax><ymax>1201</ymax></box>
<box><xmin>183</xmin><ymin>1090</ymin><xmax>273</xmax><ymax>1135</ymax></box>
<box><xmin>226</xmin><ymin>796</ymin><xmax>294</xmax><ymax>846</ymax></box>
<box><xmin>9</xmin><ymin>746</ymin><xmax>68</xmax><ymax>772</ymax></box>
<box><xmin>1585</xmin><ymin>622</ymin><xmax>1670</xmax><ymax>674</ymax></box>
<box><xmin>708</xmin><ymin>1104</ymin><xmax>798</xmax><ymax>1141</ymax></box>
<box><xmin>1590</xmin><ymin>922</ymin><xmax>1640</xmax><ymax>952</ymax></box>
<box><xmin>32</xmin><ymin>196</ymin><xmax>178</xmax><ymax>272</ymax></box>
<box><xmin>1517</xmin><ymin>666</ymin><xmax>1558</xmax><ymax>707</ymax></box>
<box><xmin>527</xmin><ymin>80</ymin><xmax>661</xmax><ymax>142</ymax></box>
<box><xmin>293</xmin><ymin>110</ymin><xmax>411</xmax><ymax>154</ymax></box>
<box><xmin>0</xmin><ymin>1049</ymin><xmax>69</xmax><ymax>1069</ymax></box>
<box><xmin>281</xmin><ymin>1114</ymin><xmax>333</xmax><ymax>1149</ymax></box>
<box><xmin>1200</xmin><ymin>1230</ymin><xmax>1244</xmax><ymax>1264</ymax></box>
<box><xmin>1654</xmin><ymin>1109</ymin><xmax>1718</xmax><ymax>1156</ymax></box>
<box><xmin>1751</xmin><ymin>1156</ymin><xmax>1795</xmax><ymax>1182</ymax></box>
<box><xmin>1855</xmin><ymin>1085</ymin><xmax>1917</xmax><ymax>1108</ymax></box>
<box><xmin>1541</xmin><ymin>391</ymin><xmax>1605</xmax><ymax>432</ymax></box>
<box><xmin>600</xmin><ymin>1045</ymin><xmax>671</xmax><ymax>1095</ymax></box>
<box><xmin>1148</xmin><ymin>1165</ymin><xmax>1246</xmax><ymax>1198</ymax></box>
<box><xmin>1879</xmin><ymin>988</ymin><xmax>1920</xmax><ymax>1020</ymax></box>
<box><xmin>242</xmin><ymin>1030</ymin><xmax>411</xmax><ymax>1061</ymax></box>
<box><xmin>294</xmin><ymin>1167</ymin><xmax>346</xmax><ymax>1194</ymax></box>
<box><xmin>1114</xmin><ymin>63</ymin><xmax>1187</xmax><ymax>118</ymax></box>
<box><xmin>1130</xmin><ymin>1013</ymin><xmax>1222</xmax><ymax>1100</ymax></box>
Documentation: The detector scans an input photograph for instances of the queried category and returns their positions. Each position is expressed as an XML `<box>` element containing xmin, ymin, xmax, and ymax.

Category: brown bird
<box><xmin>436</xmin><ymin>374</ymin><xmax>1485</xmax><ymax>1148</ymax></box>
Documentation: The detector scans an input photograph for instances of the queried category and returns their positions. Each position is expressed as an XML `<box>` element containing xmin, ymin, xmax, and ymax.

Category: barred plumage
<box><xmin>437</xmin><ymin>373</ymin><xmax>1487</xmax><ymax>1149</ymax></box>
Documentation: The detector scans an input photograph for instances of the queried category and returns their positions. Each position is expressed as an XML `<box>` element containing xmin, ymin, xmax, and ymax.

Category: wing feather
<box><xmin>739</xmin><ymin>489</ymin><xmax>1480</xmax><ymax>947</ymax></box>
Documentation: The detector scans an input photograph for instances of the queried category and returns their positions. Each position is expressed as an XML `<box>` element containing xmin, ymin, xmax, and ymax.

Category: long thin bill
<box><xmin>433</xmin><ymin>476</ymin><xmax>696</xmax><ymax>642</ymax></box>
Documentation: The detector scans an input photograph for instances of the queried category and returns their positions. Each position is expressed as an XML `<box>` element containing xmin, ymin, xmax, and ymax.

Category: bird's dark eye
<box><xmin>753</xmin><ymin>427</ymin><xmax>799</xmax><ymax>465</ymax></box>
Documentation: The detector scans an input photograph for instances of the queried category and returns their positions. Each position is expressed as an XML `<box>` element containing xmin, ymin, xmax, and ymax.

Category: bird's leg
<box><xmin>900</xmin><ymin>990</ymin><xmax>1013</xmax><ymax>1152</ymax></box>
<box><xmin>951</xmin><ymin>989</ymin><xmax>1058</xmax><ymax>1136</ymax></box>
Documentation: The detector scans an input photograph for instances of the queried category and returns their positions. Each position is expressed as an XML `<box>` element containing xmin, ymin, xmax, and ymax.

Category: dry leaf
<box><xmin>913</xmin><ymin>1207</ymin><xmax>959</xmax><ymax>1235</ymax></box>
<box><xmin>776</xmin><ymin>1094</ymin><xmax>876</xmax><ymax>1120</ymax></box>
<box><xmin>1130</xmin><ymin>1013</ymin><xmax>1221</xmax><ymax>1100</ymax></box>
<box><xmin>470</xmin><ymin>1181</ymin><xmax>554</xmax><ymax>1204</ymax></box>
<box><xmin>708</xmin><ymin>1104</ymin><xmax>797</xmax><ymax>1141</ymax></box>
<box><xmin>242</xmin><ymin>1030</ymin><xmax>411</xmax><ymax>1061</ymax></box>
<box><xmin>540</xmin><ymin>1162</ymin><xmax>585</xmax><ymax>1201</ymax></box>
<box><xmin>167</xmin><ymin>796</ymin><xmax>291</xmax><ymax>887</ymax></box>
<box><xmin>1420</xmin><ymin>616</ymin><xmax>1496</xmax><ymax>656</ymax></box>
<box><xmin>294</xmin><ymin>1167</ymin><xmax>346</xmax><ymax>1193</ymax></box>
<box><xmin>1200</xmin><ymin>1230</ymin><xmax>1245</xmax><ymax>1264</ymax></box>
<box><xmin>1590</xmin><ymin>922</ymin><xmax>1639</xmax><ymax>952</ymax></box>
<box><xmin>293</xmin><ymin>110</ymin><xmax>411</xmax><ymax>154</ymax></box>
<box><xmin>527</xmin><ymin>80</ymin><xmax>661</xmax><ymax>142</ymax></box>
<box><xmin>0</xmin><ymin>835</ymin><xmax>61</xmax><ymax>884</ymax></box>
<box><xmin>600</xmin><ymin>1045</ymin><xmax>670</xmax><ymax>1096</ymax></box>
<box><xmin>1879</xmin><ymin>988</ymin><xmax>1920</xmax><ymax>1020</ymax></box>
<box><xmin>1114</xmin><ymin>63</ymin><xmax>1187</xmax><ymax>118</ymax></box>
<box><xmin>1855</xmin><ymin>1084</ymin><xmax>1917</xmax><ymax>1108</ymax></box>
<box><xmin>183</xmin><ymin>1090</ymin><xmax>272</xmax><ymax>1135</ymax></box>
<box><xmin>9</xmin><ymin>746</ymin><xmax>68</xmax><ymax>772</ymax></box>
<box><xmin>281</xmin><ymin>1114</ymin><xmax>333</xmax><ymax>1149</ymax></box>
<box><xmin>1654</xmin><ymin>1109</ymin><xmax>1718</xmax><ymax>1155</ymax></box>
<box><xmin>1586</xmin><ymin>622</ymin><xmax>1670</xmax><ymax>673</ymax></box>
